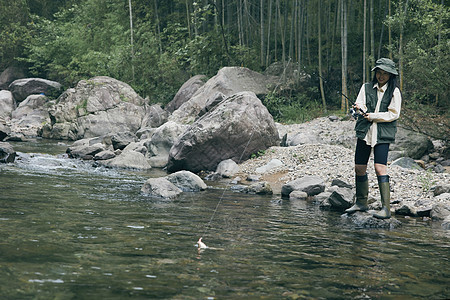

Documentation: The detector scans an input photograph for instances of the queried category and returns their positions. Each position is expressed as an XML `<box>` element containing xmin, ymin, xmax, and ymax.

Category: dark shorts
<box><xmin>355</xmin><ymin>138</ymin><xmax>390</xmax><ymax>165</ymax></box>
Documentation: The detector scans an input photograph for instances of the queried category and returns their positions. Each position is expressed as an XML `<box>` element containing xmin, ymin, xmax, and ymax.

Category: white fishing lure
<box><xmin>196</xmin><ymin>237</ymin><xmax>208</xmax><ymax>249</ymax></box>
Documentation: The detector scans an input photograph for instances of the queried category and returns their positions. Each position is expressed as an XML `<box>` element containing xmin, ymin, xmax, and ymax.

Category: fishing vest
<box><xmin>355</xmin><ymin>83</ymin><xmax>397</xmax><ymax>144</ymax></box>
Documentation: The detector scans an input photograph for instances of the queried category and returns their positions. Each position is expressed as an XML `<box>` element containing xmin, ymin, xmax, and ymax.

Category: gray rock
<box><xmin>141</xmin><ymin>104</ymin><xmax>169</xmax><ymax>128</ymax></box>
<box><xmin>136</xmin><ymin>127</ymin><xmax>156</xmax><ymax>140</ymax></box>
<box><xmin>433</xmin><ymin>164</ymin><xmax>445</xmax><ymax>173</ymax></box>
<box><xmin>246</xmin><ymin>174</ymin><xmax>261</xmax><ymax>181</ymax></box>
<box><xmin>198</xmin><ymin>92</ymin><xmax>225</xmax><ymax>118</ymax></box>
<box><xmin>442</xmin><ymin>215</ymin><xmax>450</xmax><ymax>230</ymax></box>
<box><xmin>432</xmin><ymin>184</ymin><xmax>450</xmax><ymax>196</ymax></box>
<box><xmin>145</xmin><ymin>121</ymin><xmax>188</xmax><ymax>168</ymax></box>
<box><xmin>0</xmin><ymin>122</ymin><xmax>10</xmax><ymax>141</ymax></box>
<box><xmin>165</xmin><ymin>74</ymin><xmax>207</xmax><ymax>113</ymax></box>
<box><xmin>166</xmin><ymin>170</ymin><xmax>207</xmax><ymax>192</ymax></box>
<box><xmin>341</xmin><ymin>211</ymin><xmax>402</xmax><ymax>229</ymax></box>
<box><xmin>93</xmin><ymin>150</ymin><xmax>116</xmax><ymax>161</ymax></box>
<box><xmin>0</xmin><ymin>66</ymin><xmax>26</xmax><ymax>90</ymax></box>
<box><xmin>110</xmin><ymin>131</ymin><xmax>137</xmax><ymax>150</ymax></box>
<box><xmin>281</xmin><ymin>175</ymin><xmax>325</xmax><ymax>197</ymax></box>
<box><xmin>430</xmin><ymin>195</ymin><xmax>450</xmax><ymax>220</ymax></box>
<box><xmin>243</xmin><ymin>181</ymin><xmax>273</xmax><ymax>195</ymax></box>
<box><xmin>289</xmin><ymin>191</ymin><xmax>308</xmax><ymax>200</ymax></box>
<box><xmin>328</xmin><ymin>187</ymin><xmax>353</xmax><ymax>210</ymax></box>
<box><xmin>0</xmin><ymin>141</ymin><xmax>16</xmax><ymax>163</ymax></box>
<box><xmin>141</xmin><ymin>177</ymin><xmax>182</xmax><ymax>199</ymax></box>
<box><xmin>67</xmin><ymin>142</ymin><xmax>106</xmax><ymax>160</ymax></box>
<box><xmin>215</xmin><ymin>159</ymin><xmax>239</xmax><ymax>178</ymax></box>
<box><xmin>288</xmin><ymin>131</ymin><xmax>323</xmax><ymax>146</ymax></box>
<box><xmin>395</xmin><ymin>203</ymin><xmax>417</xmax><ymax>217</ymax></box>
<box><xmin>328</xmin><ymin>115</ymin><xmax>339</xmax><ymax>122</ymax></box>
<box><xmin>169</xmin><ymin>67</ymin><xmax>278</xmax><ymax>124</ymax></box>
<box><xmin>391</xmin><ymin>157</ymin><xmax>421</xmax><ymax>170</ymax></box>
<box><xmin>390</xmin><ymin>127</ymin><xmax>434</xmax><ymax>159</ymax></box>
<box><xmin>42</xmin><ymin>76</ymin><xmax>147</xmax><ymax>140</ymax></box>
<box><xmin>331</xmin><ymin>178</ymin><xmax>353</xmax><ymax>189</ymax></box>
<box><xmin>10</xmin><ymin>94</ymin><xmax>51</xmax><ymax>137</ymax></box>
<box><xmin>0</xmin><ymin>90</ymin><xmax>15</xmax><ymax>120</ymax></box>
<box><xmin>123</xmin><ymin>141</ymin><xmax>147</xmax><ymax>155</ymax></box>
<box><xmin>167</xmin><ymin>91</ymin><xmax>279</xmax><ymax>173</ymax></box>
<box><xmin>99</xmin><ymin>150</ymin><xmax>151</xmax><ymax>170</ymax></box>
<box><xmin>255</xmin><ymin>158</ymin><xmax>283</xmax><ymax>174</ymax></box>
<box><xmin>9</xmin><ymin>78</ymin><xmax>62</xmax><ymax>102</ymax></box>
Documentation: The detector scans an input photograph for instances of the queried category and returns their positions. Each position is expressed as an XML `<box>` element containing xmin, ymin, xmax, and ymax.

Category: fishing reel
<box><xmin>349</xmin><ymin>106</ymin><xmax>367</xmax><ymax>120</ymax></box>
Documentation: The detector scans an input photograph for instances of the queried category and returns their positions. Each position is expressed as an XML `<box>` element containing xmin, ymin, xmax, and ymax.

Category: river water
<box><xmin>0</xmin><ymin>139</ymin><xmax>448</xmax><ymax>299</ymax></box>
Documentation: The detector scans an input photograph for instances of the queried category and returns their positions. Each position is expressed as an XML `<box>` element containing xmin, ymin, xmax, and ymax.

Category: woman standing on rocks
<box><xmin>345</xmin><ymin>58</ymin><xmax>402</xmax><ymax>219</ymax></box>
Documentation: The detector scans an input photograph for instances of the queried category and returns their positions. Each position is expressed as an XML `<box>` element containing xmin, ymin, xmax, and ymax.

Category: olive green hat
<box><xmin>371</xmin><ymin>58</ymin><xmax>398</xmax><ymax>75</ymax></box>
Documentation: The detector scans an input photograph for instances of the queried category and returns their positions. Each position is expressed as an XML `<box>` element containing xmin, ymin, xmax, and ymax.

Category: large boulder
<box><xmin>0</xmin><ymin>66</ymin><xmax>26</xmax><ymax>90</ymax></box>
<box><xmin>390</xmin><ymin>127</ymin><xmax>434</xmax><ymax>160</ymax></box>
<box><xmin>167</xmin><ymin>91</ymin><xmax>280</xmax><ymax>173</ymax></box>
<box><xmin>41</xmin><ymin>76</ymin><xmax>148</xmax><ymax>140</ymax></box>
<box><xmin>169</xmin><ymin>67</ymin><xmax>277</xmax><ymax>124</ymax></box>
<box><xmin>165</xmin><ymin>75</ymin><xmax>207</xmax><ymax>113</ymax></box>
<box><xmin>0</xmin><ymin>90</ymin><xmax>15</xmax><ymax>120</ymax></box>
<box><xmin>9</xmin><ymin>95</ymin><xmax>51</xmax><ymax>137</ymax></box>
<box><xmin>0</xmin><ymin>141</ymin><xmax>16</xmax><ymax>163</ymax></box>
<box><xmin>9</xmin><ymin>78</ymin><xmax>62</xmax><ymax>102</ymax></box>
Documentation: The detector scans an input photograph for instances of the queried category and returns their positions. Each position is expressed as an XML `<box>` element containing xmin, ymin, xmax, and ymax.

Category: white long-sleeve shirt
<box><xmin>354</xmin><ymin>82</ymin><xmax>402</xmax><ymax>146</ymax></box>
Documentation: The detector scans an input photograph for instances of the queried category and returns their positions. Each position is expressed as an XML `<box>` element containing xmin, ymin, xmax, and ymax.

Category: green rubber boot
<box><xmin>373</xmin><ymin>175</ymin><xmax>391</xmax><ymax>219</ymax></box>
<box><xmin>345</xmin><ymin>174</ymin><xmax>369</xmax><ymax>214</ymax></box>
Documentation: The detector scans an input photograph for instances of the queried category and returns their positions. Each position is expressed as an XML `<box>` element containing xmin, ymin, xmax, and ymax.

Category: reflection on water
<box><xmin>0</xmin><ymin>139</ymin><xmax>449</xmax><ymax>299</ymax></box>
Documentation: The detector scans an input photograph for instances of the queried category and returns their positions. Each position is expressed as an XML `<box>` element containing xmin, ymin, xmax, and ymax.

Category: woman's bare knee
<box><xmin>374</xmin><ymin>163</ymin><xmax>387</xmax><ymax>176</ymax></box>
<box><xmin>355</xmin><ymin>164</ymin><xmax>367</xmax><ymax>176</ymax></box>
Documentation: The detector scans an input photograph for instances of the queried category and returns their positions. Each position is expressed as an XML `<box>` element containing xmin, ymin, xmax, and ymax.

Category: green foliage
<box><xmin>262</xmin><ymin>89</ymin><xmax>323</xmax><ymax>124</ymax></box>
<box><xmin>251</xmin><ymin>150</ymin><xmax>266</xmax><ymax>159</ymax></box>
<box><xmin>418</xmin><ymin>168</ymin><xmax>436</xmax><ymax>193</ymax></box>
<box><xmin>0</xmin><ymin>0</ymin><xmax>30</xmax><ymax>69</ymax></box>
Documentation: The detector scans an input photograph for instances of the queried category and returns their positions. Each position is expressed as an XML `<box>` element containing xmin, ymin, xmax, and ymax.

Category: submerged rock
<box><xmin>141</xmin><ymin>177</ymin><xmax>182</xmax><ymax>199</ymax></box>
<box><xmin>166</xmin><ymin>170</ymin><xmax>207</xmax><ymax>192</ymax></box>
<box><xmin>341</xmin><ymin>211</ymin><xmax>402</xmax><ymax>229</ymax></box>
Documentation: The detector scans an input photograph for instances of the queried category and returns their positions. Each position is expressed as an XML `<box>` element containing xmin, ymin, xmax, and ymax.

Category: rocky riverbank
<box><xmin>1</xmin><ymin>67</ymin><xmax>449</xmax><ymax>228</ymax></box>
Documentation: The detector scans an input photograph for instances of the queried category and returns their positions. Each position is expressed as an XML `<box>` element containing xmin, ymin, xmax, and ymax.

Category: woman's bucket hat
<box><xmin>371</xmin><ymin>58</ymin><xmax>398</xmax><ymax>75</ymax></box>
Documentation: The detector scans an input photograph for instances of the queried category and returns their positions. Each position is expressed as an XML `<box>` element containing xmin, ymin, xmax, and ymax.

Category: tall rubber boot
<box><xmin>345</xmin><ymin>174</ymin><xmax>369</xmax><ymax>214</ymax></box>
<box><xmin>373</xmin><ymin>175</ymin><xmax>391</xmax><ymax>219</ymax></box>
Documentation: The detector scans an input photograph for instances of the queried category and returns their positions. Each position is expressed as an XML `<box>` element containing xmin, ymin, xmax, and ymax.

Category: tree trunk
<box><xmin>186</xmin><ymin>0</ymin><xmax>191</xmax><ymax>38</ymax></box>
<box><xmin>388</xmin><ymin>0</ymin><xmax>392</xmax><ymax>59</ymax></box>
<box><xmin>341</xmin><ymin>0</ymin><xmax>348</xmax><ymax>112</ymax></box>
<box><xmin>370</xmin><ymin>0</ymin><xmax>375</xmax><ymax>67</ymax></box>
<box><xmin>128</xmin><ymin>0</ymin><xmax>135</xmax><ymax>82</ymax></box>
<box><xmin>154</xmin><ymin>0</ymin><xmax>162</xmax><ymax>53</ymax></box>
<box><xmin>363</xmin><ymin>0</ymin><xmax>367</xmax><ymax>82</ymax></box>
<box><xmin>318</xmin><ymin>0</ymin><xmax>327</xmax><ymax>113</ymax></box>
<box><xmin>261</xmin><ymin>0</ymin><xmax>265</xmax><ymax>67</ymax></box>
<box><xmin>266</xmin><ymin>0</ymin><xmax>273</xmax><ymax>66</ymax></box>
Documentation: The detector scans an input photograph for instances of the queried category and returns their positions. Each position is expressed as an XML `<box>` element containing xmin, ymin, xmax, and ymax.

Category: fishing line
<box><xmin>198</xmin><ymin>62</ymin><xmax>292</xmax><ymax>247</ymax></box>
<box><xmin>201</xmin><ymin>127</ymin><xmax>257</xmax><ymax>239</ymax></box>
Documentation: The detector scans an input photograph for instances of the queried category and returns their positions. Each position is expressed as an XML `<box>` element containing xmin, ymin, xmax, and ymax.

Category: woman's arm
<box><xmin>353</xmin><ymin>85</ymin><xmax>367</xmax><ymax>112</ymax></box>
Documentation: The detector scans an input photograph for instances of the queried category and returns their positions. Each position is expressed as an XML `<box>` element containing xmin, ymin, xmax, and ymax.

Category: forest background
<box><xmin>0</xmin><ymin>0</ymin><xmax>448</xmax><ymax>140</ymax></box>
